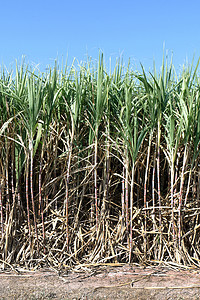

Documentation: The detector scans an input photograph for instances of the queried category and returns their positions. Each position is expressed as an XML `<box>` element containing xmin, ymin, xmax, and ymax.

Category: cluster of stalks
<box><xmin>1</xmin><ymin>54</ymin><xmax>200</xmax><ymax>269</ymax></box>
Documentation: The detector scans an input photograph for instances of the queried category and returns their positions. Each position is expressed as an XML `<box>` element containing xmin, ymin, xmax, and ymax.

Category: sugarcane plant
<box><xmin>1</xmin><ymin>54</ymin><xmax>200</xmax><ymax>268</ymax></box>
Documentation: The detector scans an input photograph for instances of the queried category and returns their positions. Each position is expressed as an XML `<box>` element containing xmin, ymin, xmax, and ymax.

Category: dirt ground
<box><xmin>1</xmin><ymin>264</ymin><xmax>200</xmax><ymax>299</ymax></box>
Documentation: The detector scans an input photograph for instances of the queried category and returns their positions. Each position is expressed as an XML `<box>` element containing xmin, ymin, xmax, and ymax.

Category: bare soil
<box><xmin>1</xmin><ymin>264</ymin><xmax>200</xmax><ymax>299</ymax></box>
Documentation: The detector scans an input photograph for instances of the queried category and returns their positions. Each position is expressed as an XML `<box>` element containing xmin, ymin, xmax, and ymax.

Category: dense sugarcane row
<box><xmin>1</xmin><ymin>54</ymin><xmax>200</xmax><ymax>268</ymax></box>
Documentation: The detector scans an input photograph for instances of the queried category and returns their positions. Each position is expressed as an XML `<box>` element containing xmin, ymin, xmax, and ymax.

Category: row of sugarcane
<box><xmin>1</xmin><ymin>54</ymin><xmax>200</xmax><ymax>267</ymax></box>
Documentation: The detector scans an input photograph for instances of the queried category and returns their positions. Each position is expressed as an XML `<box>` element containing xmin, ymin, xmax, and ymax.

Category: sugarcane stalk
<box><xmin>144</xmin><ymin>132</ymin><xmax>152</xmax><ymax>256</ymax></box>
<box><xmin>5</xmin><ymin>150</ymin><xmax>10</xmax><ymax>225</ymax></box>
<box><xmin>178</xmin><ymin>146</ymin><xmax>188</xmax><ymax>248</ymax></box>
<box><xmin>121</xmin><ymin>166</ymin><xmax>125</xmax><ymax>223</ymax></box>
<box><xmin>102</xmin><ymin>121</ymin><xmax>110</xmax><ymax>213</ymax></box>
<box><xmin>170</xmin><ymin>151</ymin><xmax>175</xmax><ymax>244</ymax></box>
<box><xmin>157</xmin><ymin>119</ymin><xmax>163</xmax><ymax>260</ymax></box>
<box><xmin>174</xmin><ymin>152</ymin><xmax>180</xmax><ymax>196</ymax></box>
<box><xmin>65</xmin><ymin>176</ymin><xmax>69</xmax><ymax>249</ymax></box>
<box><xmin>105</xmin><ymin>127</ymin><xmax>110</xmax><ymax>211</ymax></box>
<box><xmin>125</xmin><ymin>154</ymin><xmax>129</xmax><ymax>234</ymax></box>
<box><xmin>152</xmin><ymin>144</ymin><xmax>156</xmax><ymax>230</ymax></box>
<box><xmin>25</xmin><ymin>153</ymin><xmax>31</xmax><ymax>239</ymax></box>
<box><xmin>11</xmin><ymin>144</ymin><xmax>15</xmax><ymax>207</ymax></box>
<box><xmin>0</xmin><ymin>179</ymin><xmax>3</xmax><ymax>240</ymax></box>
<box><xmin>157</xmin><ymin>120</ymin><xmax>162</xmax><ymax>229</ymax></box>
<box><xmin>129</xmin><ymin>162</ymin><xmax>135</xmax><ymax>262</ymax></box>
<box><xmin>137</xmin><ymin>168</ymin><xmax>140</xmax><ymax>208</ymax></box>
<box><xmin>94</xmin><ymin>133</ymin><xmax>99</xmax><ymax>230</ymax></box>
<box><xmin>65</xmin><ymin>146</ymin><xmax>72</xmax><ymax>250</ymax></box>
<box><xmin>30</xmin><ymin>139</ymin><xmax>39</xmax><ymax>251</ymax></box>
<box><xmin>39</xmin><ymin>144</ymin><xmax>45</xmax><ymax>253</ymax></box>
<box><xmin>90</xmin><ymin>153</ymin><xmax>95</xmax><ymax>225</ymax></box>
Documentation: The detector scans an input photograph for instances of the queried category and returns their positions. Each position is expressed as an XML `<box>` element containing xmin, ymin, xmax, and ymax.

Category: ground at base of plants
<box><xmin>1</xmin><ymin>264</ymin><xmax>200</xmax><ymax>299</ymax></box>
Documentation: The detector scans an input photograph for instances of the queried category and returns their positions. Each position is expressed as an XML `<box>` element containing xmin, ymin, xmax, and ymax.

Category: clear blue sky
<box><xmin>1</xmin><ymin>0</ymin><xmax>200</xmax><ymax>73</ymax></box>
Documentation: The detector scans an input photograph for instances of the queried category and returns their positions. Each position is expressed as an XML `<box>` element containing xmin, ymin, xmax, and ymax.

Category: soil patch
<box><xmin>1</xmin><ymin>264</ymin><xmax>200</xmax><ymax>299</ymax></box>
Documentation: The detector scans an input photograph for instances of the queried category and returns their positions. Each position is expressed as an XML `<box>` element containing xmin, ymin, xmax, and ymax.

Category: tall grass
<box><xmin>1</xmin><ymin>54</ymin><xmax>200</xmax><ymax>268</ymax></box>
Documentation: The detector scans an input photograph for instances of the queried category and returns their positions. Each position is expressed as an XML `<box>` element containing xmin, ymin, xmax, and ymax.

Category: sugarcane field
<box><xmin>1</xmin><ymin>55</ymin><xmax>200</xmax><ymax>299</ymax></box>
